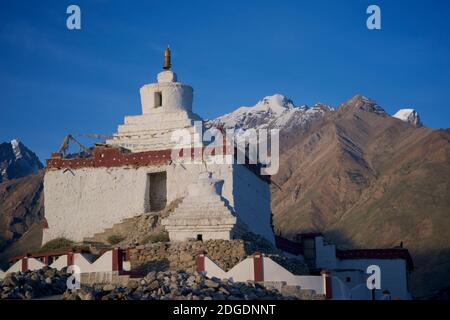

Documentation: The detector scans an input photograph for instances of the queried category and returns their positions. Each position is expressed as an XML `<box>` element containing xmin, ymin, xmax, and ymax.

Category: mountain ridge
<box><xmin>0</xmin><ymin>139</ymin><xmax>43</xmax><ymax>183</ymax></box>
<box><xmin>209</xmin><ymin>93</ymin><xmax>424</xmax><ymax>132</ymax></box>
<box><xmin>0</xmin><ymin>140</ymin><xmax>44</xmax><ymax>264</ymax></box>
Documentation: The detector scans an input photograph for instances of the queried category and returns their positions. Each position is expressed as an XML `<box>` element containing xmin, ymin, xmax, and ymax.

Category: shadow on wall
<box><xmin>232</xmin><ymin>168</ymin><xmax>272</xmax><ymax>242</ymax></box>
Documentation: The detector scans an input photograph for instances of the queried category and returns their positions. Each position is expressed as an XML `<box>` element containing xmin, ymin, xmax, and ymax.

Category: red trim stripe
<box><xmin>253</xmin><ymin>253</ymin><xmax>264</xmax><ymax>282</ymax></box>
<box><xmin>67</xmin><ymin>252</ymin><xmax>74</xmax><ymax>266</ymax></box>
<box><xmin>196</xmin><ymin>254</ymin><xmax>205</xmax><ymax>273</ymax></box>
<box><xmin>21</xmin><ymin>257</ymin><xmax>28</xmax><ymax>272</ymax></box>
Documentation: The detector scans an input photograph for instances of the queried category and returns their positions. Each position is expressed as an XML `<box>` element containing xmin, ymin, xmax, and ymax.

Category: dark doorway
<box><xmin>197</xmin><ymin>234</ymin><xmax>203</xmax><ymax>241</ymax></box>
<box><xmin>154</xmin><ymin>91</ymin><xmax>162</xmax><ymax>107</ymax></box>
<box><xmin>148</xmin><ymin>172</ymin><xmax>167</xmax><ymax>211</ymax></box>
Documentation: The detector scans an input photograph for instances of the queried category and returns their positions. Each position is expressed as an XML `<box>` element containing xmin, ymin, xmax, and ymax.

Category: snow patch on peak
<box><xmin>360</xmin><ymin>95</ymin><xmax>372</xmax><ymax>103</ymax></box>
<box><xmin>212</xmin><ymin>94</ymin><xmax>294</xmax><ymax>129</ymax></box>
<box><xmin>393</xmin><ymin>109</ymin><xmax>423</xmax><ymax>127</ymax></box>
<box><xmin>208</xmin><ymin>94</ymin><xmax>333</xmax><ymax>132</ymax></box>
<box><xmin>10</xmin><ymin>139</ymin><xmax>22</xmax><ymax>159</ymax></box>
<box><xmin>254</xmin><ymin>94</ymin><xmax>295</xmax><ymax>115</ymax></box>
<box><xmin>233</xmin><ymin>94</ymin><xmax>294</xmax><ymax>116</ymax></box>
<box><xmin>1</xmin><ymin>140</ymin><xmax>43</xmax><ymax>183</ymax></box>
<box><xmin>313</xmin><ymin>102</ymin><xmax>333</xmax><ymax>112</ymax></box>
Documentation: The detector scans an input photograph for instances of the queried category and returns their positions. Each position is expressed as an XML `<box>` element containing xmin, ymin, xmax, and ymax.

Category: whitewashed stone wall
<box><xmin>231</xmin><ymin>164</ymin><xmax>274</xmax><ymax>243</ymax></box>
<box><xmin>44</xmin><ymin>166</ymin><xmax>152</xmax><ymax>243</ymax></box>
<box><xmin>313</xmin><ymin>236</ymin><xmax>411</xmax><ymax>300</ymax></box>
<box><xmin>43</xmin><ymin>162</ymin><xmax>273</xmax><ymax>244</ymax></box>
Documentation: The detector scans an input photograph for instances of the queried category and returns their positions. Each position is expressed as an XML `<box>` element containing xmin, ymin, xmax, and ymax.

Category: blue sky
<box><xmin>0</xmin><ymin>0</ymin><xmax>449</xmax><ymax>162</ymax></box>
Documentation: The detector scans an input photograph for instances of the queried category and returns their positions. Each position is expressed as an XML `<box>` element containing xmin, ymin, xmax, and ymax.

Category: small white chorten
<box><xmin>162</xmin><ymin>172</ymin><xmax>246</xmax><ymax>241</ymax></box>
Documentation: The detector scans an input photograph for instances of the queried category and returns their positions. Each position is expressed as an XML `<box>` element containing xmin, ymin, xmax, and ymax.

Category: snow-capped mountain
<box><xmin>0</xmin><ymin>139</ymin><xmax>43</xmax><ymax>183</ymax></box>
<box><xmin>209</xmin><ymin>94</ymin><xmax>425</xmax><ymax>134</ymax></box>
<box><xmin>393</xmin><ymin>108</ymin><xmax>423</xmax><ymax>127</ymax></box>
<box><xmin>207</xmin><ymin>94</ymin><xmax>333</xmax><ymax>132</ymax></box>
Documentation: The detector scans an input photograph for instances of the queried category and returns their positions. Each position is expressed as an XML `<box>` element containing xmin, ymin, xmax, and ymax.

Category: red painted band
<box><xmin>196</xmin><ymin>254</ymin><xmax>205</xmax><ymax>273</ymax></box>
<box><xmin>67</xmin><ymin>252</ymin><xmax>74</xmax><ymax>266</ymax></box>
<box><xmin>324</xmin><ymin>274</ymin><xmax>333</xmax><ymax>299</ymax></box>
<box><xmin>112</xmin><ymin>248</ymin><xmax>122</xmax><ymax>272</ymax></box>
<box><xmin>253</xmin><ymin>254</ymin><xmax>264</xmax><ymax>282</ymax></box>
<box><xmin>21</xmin><ymin>257</ymin><xmax>28</xmax><ymax>272</ymax></box>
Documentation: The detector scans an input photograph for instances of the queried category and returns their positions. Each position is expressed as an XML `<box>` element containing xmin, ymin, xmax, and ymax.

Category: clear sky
<box><xmin>1</xmin><ymin>0</ymin><xmax>449</xmax><ymax>162</ymax></box>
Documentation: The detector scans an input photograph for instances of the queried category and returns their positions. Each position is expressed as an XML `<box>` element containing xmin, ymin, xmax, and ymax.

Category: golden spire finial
<box><xmin>163</xmin><ymin>46</ymin><xmax>171</xmax><ymax>70</ymax></box>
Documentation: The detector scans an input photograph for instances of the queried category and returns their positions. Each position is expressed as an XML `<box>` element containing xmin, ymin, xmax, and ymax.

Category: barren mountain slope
<box><xmin>271</xmin><ymin>95</ymin><xmax>450</xmax><ymax>297</ymax></box>
<box><xmin>0</xmin><ymin>171</ymin><xmax>44</xmax><ymax>264</ymax></box>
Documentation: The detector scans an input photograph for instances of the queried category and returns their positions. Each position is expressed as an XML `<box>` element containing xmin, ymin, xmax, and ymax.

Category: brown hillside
<box><xmin>272</xmin><ymin>95</ymin><xmax>450</xmax><ymax>298</ymax></box>
<box><xmin>0</xmin><ymin>170</ymin><xmax>44</xmax><ymax>264</ymax></box>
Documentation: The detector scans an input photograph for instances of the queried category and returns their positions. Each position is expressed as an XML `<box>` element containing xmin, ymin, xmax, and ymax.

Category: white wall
<box><xmin>140</xmin><ymin>82</ymin><xmax>193</xmax><ymax>114</ymax></box>
<box><xmin>337</xmin><ymin>259</ymin><xmax>410</xmax><ymax>300</ymax></box>
<box><xmin>314</xmin><ymin>236</ymin><xmax>337</xmax><ymax>269</ymax></box>
<box><xmin>231</xmin><ymin>164</ymin><xmax>274</xmax><ymax>243</ymax></box>
<box><xmin>2</xmin><ymin>250</ymin><xmax>123</xmax><ymax>277</ymax></box>
<box><xmin>227</xmin><ymin>258</ymin><xmax>256</xmax><ymax>282</ymax></box>
<box><xmin>44</xmin><ymin>159</ymin><xmax>273</xmax><ymax>243</ymax></box>
<box><xmin>44</xmin><ymin>167</ymin><xmax>150</xmax><ymax>242</ymax></box>
<box><xmin>204</xmin><ymin>257</ymin><xmax>228</xmax><ymax>279</ymax></box>
<box><xmin>27</xmin><ymin>258</ymin><xmax>46</xmax><ymax>271</ymax></box>
<box><xmin>0</xmin><ymin>258</ymin><xmax>45</xmax><ymax>275</ymax></box>
<box><xmin>50</xmin><ymin>255</ymin><xmax>68</xmax><ymax>270</ymax></box>
<box><xmin>262</xmin><ymin>257</ymin><xmax>325</xmax><ymax>294</ymax></box>
<box><xmin>203</xmin><ymin>256</ymin><xmax>326</xmax><ymax>295</ymax></box>
<box><xmin>313</xmin><ymin>236</ymin><xmax>411</xmax><ymax>300</ymax></box>
<box><xmin>44</xmin><ymin>164</ymin><xmax>231</xmax><ymax>242</ymax></box>
<box><xmin>6</xmin><ymin>260</ymin><xmax>22</xmax><ymax>274</ymax></box>
<box><xmin>204</xmin><ymin>257</ymin><xmax>255</xmax><ymax>282</ymax></box>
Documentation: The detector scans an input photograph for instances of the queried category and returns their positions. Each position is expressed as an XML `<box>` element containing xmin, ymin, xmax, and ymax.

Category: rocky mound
<box><xmin>0</xmin><ymin>267</ymin><xmax>68</xmax><ymax>299</ymax></box>
<box><xmin>63</xmin><ymin>270</ymin><xmax>310</xmax><ymax>300</ymax></box>
<box><xmin>129</xmin><ymin>238</ymin><xmax>309</xmax><ymax>276</ymax></box>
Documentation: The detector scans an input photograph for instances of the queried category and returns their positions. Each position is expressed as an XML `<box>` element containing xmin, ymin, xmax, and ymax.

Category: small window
<box><xmin>346</xmin><ymin>277</ymin><xmax>351</xmax><ymax>283</ymax></box>
<box><xmin>197</xmin><ymin>234</ymin><xmax>203</xmax><ymax>241</ymax></box>
<box><xmin>154</xmin><ymin>91</ymin><xmax>162</xmax><ymax>107</ymax></box>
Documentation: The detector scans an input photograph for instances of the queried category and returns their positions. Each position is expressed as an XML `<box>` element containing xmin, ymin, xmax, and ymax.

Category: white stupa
<box><xmin>106</xmin><ymin>47</ymin><xmax>202</xmax><ymax>152</ymax></box>
<box><xmin>162</xmin><ymin>172</ymin><xmax>246</xmax><ymax>241</ymax></box>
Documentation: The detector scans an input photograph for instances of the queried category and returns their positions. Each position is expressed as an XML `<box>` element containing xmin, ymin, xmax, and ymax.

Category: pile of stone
<box><xmin>129</xmin><ymin>239</ymin><xmax>247</xmax><ymax>274</ymax></box>
<box><xmin>63</xmin><ymin>270</ymin><xmax>296</xmax><ymax>300</ymax></box>
<box><xmin>0</xmin><ymin>267</ymin><xmax>68</xmax><ymax>299</ymax></box>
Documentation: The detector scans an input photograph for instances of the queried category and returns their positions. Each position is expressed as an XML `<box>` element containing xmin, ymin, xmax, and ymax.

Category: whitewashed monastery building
<box><xmin>43</xmin><ymin>48</ymin><xmax>274</xmax><ymax>244</ymax></box>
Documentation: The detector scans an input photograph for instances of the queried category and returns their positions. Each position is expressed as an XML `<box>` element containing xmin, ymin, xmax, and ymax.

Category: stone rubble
<box><xmin>129</xmin><ymin>240</ymin><xmax>247</xmax><ymax>274</ymax></box>
<box><xmin>63</xmin><ymin>270</ymin><xmax>299</xmax><ymax>300</ymax></box>
<box><xmin>0</xmin><ymin>267</ymin><xmax>68</xmax><ymax>300</ymax></box>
